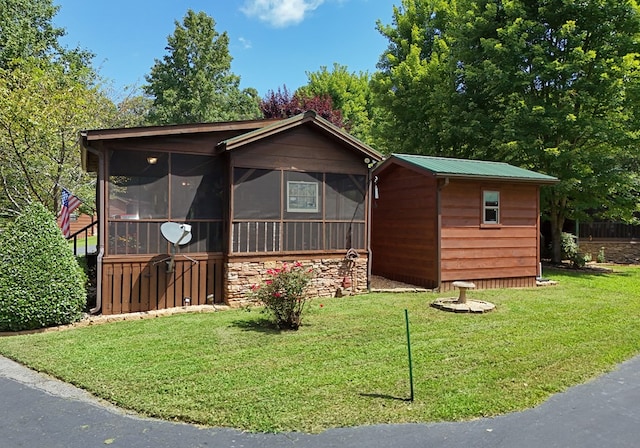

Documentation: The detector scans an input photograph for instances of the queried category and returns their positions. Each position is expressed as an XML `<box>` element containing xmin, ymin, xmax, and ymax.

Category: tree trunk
<box><xmin>548</xmin><ymin>193</ymin><xmax>566</xmax><ymax>264</ymax></box>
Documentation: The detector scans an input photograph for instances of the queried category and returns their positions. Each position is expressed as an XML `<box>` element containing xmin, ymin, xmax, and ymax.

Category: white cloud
<box><xmin>241</xmin><ymin>0</ymin><xmax>326</xmax><ymax>28</ymax></box>
<box><xmin>238</xmin><ymin>37</ymin><xmax>252</xmax><ymax>49</ymax></box>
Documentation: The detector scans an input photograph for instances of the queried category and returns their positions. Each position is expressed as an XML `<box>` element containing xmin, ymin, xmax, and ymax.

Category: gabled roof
<box><xmin>80</xmin><ymin>111</ymin><xmax>383</xmax><ymax>172</ymax></box>
<box><xmin>375</xmin><ymin>153</ymin><xmax>558</xmax><ymax>184</ymax></box>
<box><xmin>217</xmin><ymin>110</ymin><xmax>383</xmax><ymax>161</ymax></box>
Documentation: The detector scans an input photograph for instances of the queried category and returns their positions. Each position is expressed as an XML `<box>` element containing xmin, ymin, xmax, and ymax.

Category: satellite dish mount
<box><xmin>155</xmin><ymin>222</ymin><xmax>197</xmax><ymax>273</ymax></box>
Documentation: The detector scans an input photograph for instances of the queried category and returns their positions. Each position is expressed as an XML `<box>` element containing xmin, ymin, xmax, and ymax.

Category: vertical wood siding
<box><xmin>440</xmin><ymin>276</ymin><xmax>537</xmax><ymax>292</ymax></box>
<box><xmin>371</xmin><ymin>165</ymin><xmax>439</xmax><ymax>288</ymax></box>
<box><xmin>101</xmin><ymin>254</ymin><xmax>223</xmax><ymax>315</ymax></box>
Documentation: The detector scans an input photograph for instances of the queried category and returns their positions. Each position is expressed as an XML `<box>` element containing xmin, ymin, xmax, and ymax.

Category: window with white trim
<box><xmin>287</xmin><ymin>181</ymin><xmax>319</xmax><ymax>213</ymax></box>
<box><xmin>483</xmin><ymin>190</ymin><xmax>500</xmax><ymax>224</ymax></box>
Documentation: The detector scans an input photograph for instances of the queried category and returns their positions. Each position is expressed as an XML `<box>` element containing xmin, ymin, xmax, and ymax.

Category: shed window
<box><xmin>483</xmin><ymin>190</ymin><xmax>500</xmax><ymax>224</ymax></box>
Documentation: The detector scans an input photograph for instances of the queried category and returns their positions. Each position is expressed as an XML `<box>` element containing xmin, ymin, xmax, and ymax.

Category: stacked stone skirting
<box><xmin>578</xmin><ymin>240</ymin><xmax>640</xmax><ymax>264</ymax></box>
<box><xmin>224</xmin><ymin>255</ymin><xmax>368</xmax><ymax>307</ymax></box>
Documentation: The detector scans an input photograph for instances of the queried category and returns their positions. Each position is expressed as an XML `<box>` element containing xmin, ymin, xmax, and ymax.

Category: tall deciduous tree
<box><xmin>373</xmin><ymin>0</ymin><xmax>640</xmax><ymax>262</ymax></box>
<box><xmin>144</xmin><ymin>10</ymin><xmax>261</xmax><ymax>125</ymax></box>
<box><xmin>0</xmin><ymin>59</ymin><xmax>114</xmax><ymax>222</ymax></box>
<box><xmin>297</xmin><ymin>63</ymin><xmax>376</xmax><ymax>144</ymax></box>
<box><xmin>0</xmin><ymin>0</ymin><xmax>115</xmax><ymax>224</ymax></box>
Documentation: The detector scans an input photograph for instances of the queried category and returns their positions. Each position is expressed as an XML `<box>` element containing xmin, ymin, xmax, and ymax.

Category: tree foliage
<box><xmin>144</xmin><ymin>9</ymin><xmax>261</xmax><ymax>125</ymax></box>
<box><xmin>373</xmin><ymin>0</ymin><xmax>640</xmax><ymax>261</ymax></box>
<box><xmin>0</xmin><ymin>0</ymin><xmax>116</xmax><ymax>224</ymax></box>
<box><xmin>0</xmin><ymin>0</ymin><xmax>65</xmax><ymax>68</ymax></box>
<box><xmin>261</xmin><ymin>85</ymin><xmax>344</xmax><ymax>127</ymax></box>
<box><xmin>0</xmin><ymin>59</ymin><xmax>113</xmax><ymax>221</ymax></box>
<box><xmin>297</xmin><ymin>63</ymin><xmax>376</xmax><ymax>144</ymax></box>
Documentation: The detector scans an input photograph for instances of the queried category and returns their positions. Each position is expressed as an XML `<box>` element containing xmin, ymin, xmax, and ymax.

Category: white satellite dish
<box><xmin>161</xmin><ymin>222</ymin><xmax>193</xmax><ymax>246</ymax></box>
<box><xmin>158</xmin><ymin>222</ymin><xmax>195</xmax><ymax>273</ymax></box>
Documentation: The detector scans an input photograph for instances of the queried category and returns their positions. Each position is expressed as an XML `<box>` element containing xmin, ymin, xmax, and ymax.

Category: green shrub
<box><xmin>560</xmin><ymin>232</ymin><xmax>586</xmax><ymax>268</ymax></box>
<box><xmin>250</xmin><ymin>262</ymin><xmax>314</xmax><ymax>330</ymax></box>
<box><xmin>0</xmin><ymin>202</ymin><xmax>86</xmax><ymax>331</ymax></box>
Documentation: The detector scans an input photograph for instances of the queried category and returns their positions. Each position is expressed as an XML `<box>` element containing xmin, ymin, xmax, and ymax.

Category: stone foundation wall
<box><xmin>578</xmin><ymin>240</ymin><xmax>640</xmax><ymax>264</ymax></box>
<box><xmin>225</xmin><ymin>256</ymin><xmax>368</xmax><ymax>307</ymax></box>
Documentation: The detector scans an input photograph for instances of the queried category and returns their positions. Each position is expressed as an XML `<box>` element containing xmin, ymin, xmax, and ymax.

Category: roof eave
<box><xmin>82</xmin><ymin>118</ymin><xmax>280</xmax><ymax>142</ymax></box>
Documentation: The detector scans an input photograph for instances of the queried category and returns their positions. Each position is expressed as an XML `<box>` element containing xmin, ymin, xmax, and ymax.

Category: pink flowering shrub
<box><xmin>250</xmin><ymin>262</ymin><xmax>314</xmax><ymax>330</ymax></box>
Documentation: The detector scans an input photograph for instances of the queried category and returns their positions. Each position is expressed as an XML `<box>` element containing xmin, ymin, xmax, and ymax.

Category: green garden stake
<box><xmin>405</xmin><ymin>309</ymin><xmax>415</xmax><ymax>402</ymax></box>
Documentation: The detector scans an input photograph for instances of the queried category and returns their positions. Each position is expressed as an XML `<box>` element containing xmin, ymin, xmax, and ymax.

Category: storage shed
<box><xmin>80</xmin><ymin>111</ymin><xmax>382</xmax><ymax>315</ymax></box>
<box><xmin>371</xmin><ymin>154</ymin><xmax>558</xmax><ymax>291</ymax></box>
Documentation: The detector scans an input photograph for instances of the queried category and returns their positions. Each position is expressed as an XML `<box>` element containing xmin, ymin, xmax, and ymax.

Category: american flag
<box><xmin>60</xmin><ymin>188</ymin><xmax>82</xmax><ymax>238</ymax></box>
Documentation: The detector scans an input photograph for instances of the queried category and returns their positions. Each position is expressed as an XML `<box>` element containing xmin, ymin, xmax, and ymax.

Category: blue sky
<box><xmin>53</xmin><ymin>0</ymin><xmax>398</xmax><ymax>99</ymax></box>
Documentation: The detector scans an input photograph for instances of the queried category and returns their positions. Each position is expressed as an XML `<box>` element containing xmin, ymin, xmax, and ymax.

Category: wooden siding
<box><xmin>440</xmin><ymin>181</ymin><xmax>540</xmax><ymax>282</ymax></box>
<box><xmin>100</xmin><ymin>254</ymin><xmax>223</xmax><ymax>315</ymax></box>
<box><xmin>231</xmin><ymin>126</ymin><xmax>369</xmax><ymax>174</ymax></box>
<box><xmin>371</xmin><ymin>164</ymin><xmax>439</xmax><ymax>288</ymax></box>
<box><xmin>58</xmin><ymin>213</ymin><xmax>96</xmax><ymax>237</ymax></box>
<box><xmin>440</xmin><ymin>276</ymin><xmax>537</xmax><ymax>292</ymax></box>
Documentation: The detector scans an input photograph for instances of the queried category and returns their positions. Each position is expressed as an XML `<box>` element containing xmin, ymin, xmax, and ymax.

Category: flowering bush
<box><xmin>250</xmin><ymin>262</ymin><xmax>314</xmax><ymax>330</ymax></box>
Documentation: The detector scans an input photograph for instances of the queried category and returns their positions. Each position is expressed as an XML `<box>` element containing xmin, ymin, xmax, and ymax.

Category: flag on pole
<box><xmin>60</xmin><ymin>188</ymin><xmax>82</xmax><ymax>238</ymax></box>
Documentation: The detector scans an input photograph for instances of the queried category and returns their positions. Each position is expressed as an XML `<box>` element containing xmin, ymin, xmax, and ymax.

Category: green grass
<box><xmin>68</xmin><ymin>235</ymin><xmax>97</xmax><ymax>246</ymax></box>
<box><xmin>1</xmin><ymin>266</ymin><xmax>640</xmax><ymax>433</ymax></box>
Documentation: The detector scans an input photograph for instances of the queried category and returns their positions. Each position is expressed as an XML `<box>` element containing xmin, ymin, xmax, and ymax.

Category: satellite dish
<box><xmin>159</xmin><ymin>222</ymin><xmax>194</xmax><ymax>273</ymax></box>
<box><xmin>161</xmin><ymin>222</ymin><xmax>193</xmax><ymax>246</ymax></box>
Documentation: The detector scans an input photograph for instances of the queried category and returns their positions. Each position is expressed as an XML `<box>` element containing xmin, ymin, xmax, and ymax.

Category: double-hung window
<box><xmin>483</xmin><ymin>190</ymin><xmax>500</xmax><ymax>224</ymax></box>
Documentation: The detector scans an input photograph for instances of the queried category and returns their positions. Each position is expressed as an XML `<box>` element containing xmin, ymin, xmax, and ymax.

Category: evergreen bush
<box><xmin>0</xmin><ymin>202</ymin><xmax>86</xmax><ymax>331</ymax></box>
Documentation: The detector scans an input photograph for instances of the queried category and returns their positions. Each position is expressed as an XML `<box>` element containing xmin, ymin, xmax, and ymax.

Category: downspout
<box><xmin>86</xmin><ymin>144</ymin><xmax>105</xmax><ymax>315</ymax></box>
<box><xmin>366</xmin><ymin>166</ymin><xmax>374</xmax><ymax>292</ymax></box>
<box><xmin>436</xmin><ymin>177</ymin><xmax>450</xmax><ymax>290</ymax></box>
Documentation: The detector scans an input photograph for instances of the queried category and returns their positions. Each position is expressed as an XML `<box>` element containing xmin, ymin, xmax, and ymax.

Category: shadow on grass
<box><xmin>544</xmin><ymin>265</ymin><xmax>631</xmax><ymax>278</ymax></box>
<box><xmin>359</xmin><ymin>392</ymin><xmax>411</xmax><ymax>402</ymax></box>
<box><xmin>230</xmin><ymin>317</ymin><xmax>282</xmax><ymax>334</ymax></box>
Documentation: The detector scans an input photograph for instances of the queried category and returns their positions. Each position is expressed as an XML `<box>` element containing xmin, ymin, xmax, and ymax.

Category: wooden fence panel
<box><xmin>100</xmin><ymin>255</ymin><xmax>224</xmax><ymax>315</ymax></box>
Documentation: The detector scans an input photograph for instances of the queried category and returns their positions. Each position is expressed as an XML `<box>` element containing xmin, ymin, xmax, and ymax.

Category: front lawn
<box><xmin>1</xmin><ymin>266</ymin><xmax>639</xmax><ymax>433</ymax></box>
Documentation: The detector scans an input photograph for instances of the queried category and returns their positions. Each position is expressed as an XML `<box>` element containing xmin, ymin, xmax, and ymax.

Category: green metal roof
<box><xmin>389</xmin><ymin>153</ymin><xmax>558</xmax><ymax>183</ymax></box>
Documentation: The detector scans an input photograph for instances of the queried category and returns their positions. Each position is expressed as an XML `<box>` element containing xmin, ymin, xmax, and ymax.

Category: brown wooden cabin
<box><xmin>80</xmin><ymin>111</ymin><xmax>383</xmax><ymax>315</ymax></box>
<box><xmin>371</xmin><ymin>154</ymin><xmax>558</xmax><ymax>291</ymax></box>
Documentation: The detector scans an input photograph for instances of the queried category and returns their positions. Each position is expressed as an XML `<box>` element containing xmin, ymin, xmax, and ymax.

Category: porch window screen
<box><xmin>108</xmin><ymin>151</ymin><xmax>168</xmax><ymax>220</ymax></box>
<box><xmin>107</xmin><ymin>151</ymin><xmax>224</xmax><ymax>255</ymax></box>
<box><xmin>233</xmin><ymin>168</ymin><xmax>280</xmax><ymax>219</ymax></box>
<box><xmin>232</xmin><ymin>168</ymin><xmax>366</xmax><ymax>253</ymax></box>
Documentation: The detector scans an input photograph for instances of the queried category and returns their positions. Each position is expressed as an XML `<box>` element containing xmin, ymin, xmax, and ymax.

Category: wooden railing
<box><xmin>232</xmin><ymin>220</ymin><xmax>365</xmax><ymax>253</ymax></box>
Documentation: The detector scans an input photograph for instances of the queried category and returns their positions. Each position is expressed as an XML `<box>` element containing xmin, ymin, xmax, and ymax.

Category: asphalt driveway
<box><xmin>1</xmin><ymin>354</ymin><xmax>640</xmax><ymax>448</ymax></box>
